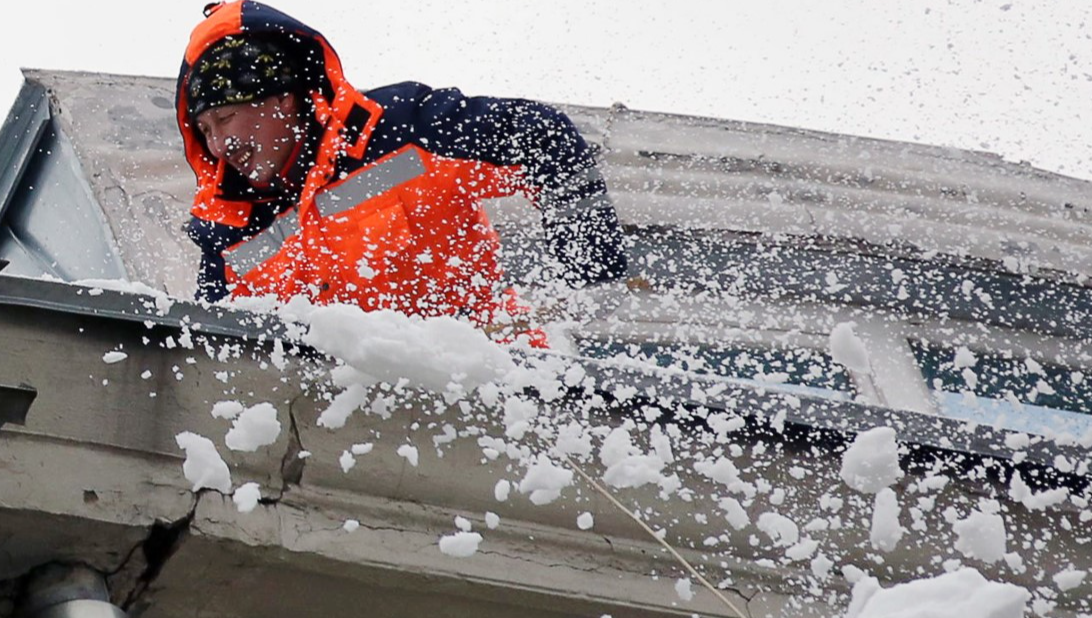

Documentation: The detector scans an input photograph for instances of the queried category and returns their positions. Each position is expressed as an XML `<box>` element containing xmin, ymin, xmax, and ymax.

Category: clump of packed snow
<box><xmin>1009</xmin><ymin>471</ymin><xmax>1069</xmax><ymax>511</ymax></box>
<box><xmin>302</xmin><ymin>304</ymin><xmax>515</xmax><ymax>393</ymax></box>
<box><xmin>233</xmin><ymin>482</ymin><xmax>261</xmax><ymax>513</ymax></box>
<box><xmin>840</xmin><ymin>427</ymin><xmax>903</xmax><ymax>494</ymax></box>
<box><xmin>830</xmin><ymin>322</ymin><xmax>871</xmax><ymax>373</ymax></box>
<box><xmin>494</xmin><ymin>479</ymin><xmax>511</xmax><ymax>502</ymax></box>
<box><xmin>343</xmin><ymin>519</ymin><xmax>360</xmax><ymax>533</ymax></box>
<box><xmin>439</xmin><ymin>531</ymin><xmax>483</xmax><ymax>557</ymax></box>
<box><xmin>224</xmin><ymin>403</ymin><xmax>281</xmax><ymax>452</ymax></box>
<box><xmin>211</xmin><ymin>400</ymin><xmax>244</xmax><ymax>420</ymax></box>
<box><xmin>952</xmin><ymin>505</ymin><xmax>1007</xmax><ymax>564</ymax></box>
<box><xmin>847</xmin><ymin>568</ymin><xmax>1029</xmax><ymax>618</ymax></box>
<box><xmin>397</xmin><ymin>444</ymin><xmax>419</xmax><ymax>467</ymax></box>
<box><xmin>577</xmin><ymin>512</ymin><xmax>594</xmax><ymax>530</ymax></box>
<box><xmin>869</xmin><ymin>488</ymin><xmax>904</xmax><ymax>552</ymax></box>
<box><xmin>102</xmin><ymin>351</ymin><xmax>128</xmax><ymax>364</ymax></box>
<box><xmin>518</xmin><ymin>456</ymin><xmax>574</xmax><ymax>505</ymax></box>
<box><xmin>1053</xmin><ymin>568</ymin><xmax>1086</xmax><ymax>592</ymax></box>
<box><xmin>175</xmin><ymin>432</ymin><xmax>232</xmax><ymax>493</ymax></box>
<box><xmin>485</xmin><ymin>512</ymin><xmax>500</xmax><ymax>529</ymax></box>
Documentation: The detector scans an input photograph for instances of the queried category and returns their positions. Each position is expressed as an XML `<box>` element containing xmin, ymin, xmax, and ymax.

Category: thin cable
<box><xmin>558</xmin><ymin>452</ymin><xmax>748</xmax><ymax>618</ymax></box>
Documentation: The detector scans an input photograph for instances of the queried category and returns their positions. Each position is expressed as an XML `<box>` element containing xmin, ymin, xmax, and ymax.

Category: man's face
<box><xmin>195</xmin><ymin>93</ymin><xmax>302</xmax><ymax>186</ymax></box>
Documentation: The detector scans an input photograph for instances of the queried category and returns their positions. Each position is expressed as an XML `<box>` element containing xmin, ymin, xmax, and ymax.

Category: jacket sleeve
<box><xmin>186</xmin><ymin>217</ymin><xmax>231</xmax><ymax>302</ymax></box>
<box><xmin>371</xmin><ymin>82</ymin><xmax>629</xmax><ymax>286</ymax></box>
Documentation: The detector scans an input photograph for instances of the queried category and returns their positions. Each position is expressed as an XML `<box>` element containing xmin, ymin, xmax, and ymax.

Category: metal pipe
<box><xmin>17</xmin><ymin>564</ymin><xmax>127</xmax><ymax>618</ymax></box>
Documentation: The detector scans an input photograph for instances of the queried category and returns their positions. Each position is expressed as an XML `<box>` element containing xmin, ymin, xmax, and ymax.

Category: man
<box><xmin>176</xmin><ymin>1</ymin><xmax>628</xmax><ymax>340</ymax></box>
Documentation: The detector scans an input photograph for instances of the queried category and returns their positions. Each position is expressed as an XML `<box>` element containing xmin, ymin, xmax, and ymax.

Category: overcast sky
<box><xmin>2</xmin><ymin>1</ymin><xmax>1090</xmax><ymax>180</ymax></box>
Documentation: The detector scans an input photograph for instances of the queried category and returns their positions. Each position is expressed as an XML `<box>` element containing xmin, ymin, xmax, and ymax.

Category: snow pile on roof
<box><xmin>847</xmin><ymin>568</ymin><xmax>1029</xmax><ymax>618</ymax></box>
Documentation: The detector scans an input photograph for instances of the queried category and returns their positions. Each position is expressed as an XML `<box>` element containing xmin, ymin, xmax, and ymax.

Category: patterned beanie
<box><xmin>187</xmin><ymin>35</ymin><xmax>301</xmax><ymax>119</ymax></box>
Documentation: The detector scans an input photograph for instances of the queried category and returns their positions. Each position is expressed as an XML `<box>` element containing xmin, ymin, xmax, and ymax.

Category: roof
<box><xmin>2</xmin><ymin>69</ymin><xmax>1092</xmax><ymax>616</ymax></box>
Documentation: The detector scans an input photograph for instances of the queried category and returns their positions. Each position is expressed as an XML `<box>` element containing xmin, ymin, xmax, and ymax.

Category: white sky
<box><xmin>2</xmin><ymin>1</ymin><xmax>1091</xmax><ymax>180</ymax></box>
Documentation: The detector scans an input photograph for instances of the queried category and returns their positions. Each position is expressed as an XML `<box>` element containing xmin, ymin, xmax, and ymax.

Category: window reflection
<box><xmin>577</xmin><ymin>337</ymin><xmax>854</xmax><ymax>402</ymax></box>
<box><xmin>911</xmin><ymin>340</ymin><xmax>1092</xmax><ymax>438</ymax></box>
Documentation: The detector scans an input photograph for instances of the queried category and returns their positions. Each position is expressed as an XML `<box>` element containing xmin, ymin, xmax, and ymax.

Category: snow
<box><xmin>438</xmin><ymin>531</ymin><xmax>482</xmax><ymax>557</ymax></box>
<box><xmin>302</xmin><ymin>305</ymin><xmax>515</xmax><ymax>393</ymax></box>
<box><xmin>454</xmin><ymin>516</ymin><xmax>472</xmax><ymax>532</ymax></box>
<box><xmin>339</xmin><ymin>450</ymin><xmax>356</xmax><ymax>473</ymax></box>
<box><xmin>518</xmin><ymin>457</ymin><xmax>573</xmax><ymax>505</ymax></box>
<box><xmin>869</xmin><ymin>488</ymin><xmax>904</xmax><ymax>552</ymax></box>
<box><xmin>1009</xmin><ymin>471</ymin><xmax>1069</xmax><ymax>511</ymax></box>
<box><xmin>102</xmin><ymin>351</ymin><xmax>127</xmax><ymax>364</ymax></box>
<box><xmin>830</xmin><ymin>322</ymin><xmax>871</xmax><ymax>373</ymax></box>
<box><xmin>397</xmin><ymin>444</ymin><xmax>419</xmax><ymax>467</ymax></box>
<box><xmin>577</xmin><ymin>512</ymin><xmax>594</xmax><ymax>530</ymax></box>
<box><xmin>756</xmin><ymin>512</ymin><xmax>800</xmax><ymax>547</ymax></box>
<box><xmin>343</xmin><ymin>519</ymin><xmax>360</xmax><ymax>533</ymax></box>
<box><xmin>674</xmin><ymin>577</ymin><xmax>694</xmax><ymax>602</ymax></box>
<box><xmin>840</xmin><ymin>427</ymin><xmax>903</xmax><ymax>494</ymax></box>
<box><xmin>952</xmin><ymin>509</ymin><xmax>1007</xmax><ymax>564</ymax></box>
<box><xmin>485</xmin><ymin>512</ymin><xmax>500</xmax><ymax>529</ymax></box>
<box><xmin>175</xmin><ymin>432</ymin><xmax>232</xmax><ymax>493</ymax></box>
<box><xmin>847</xmin><ymin>568</ymin><xmax>1029</xmax><ymax>618</ymax></box>
<box><xmin>224</xmin><ymin>403</ymin><xmax>282</xmax><ymax>452</ymax></box>
<box><xmin>350</xmin><ymin>443</ymin><xmax>373</xmax><ymax>456</ymax></box>
<box><xmin>1053</xmin><ymin>568</ymin><xmax>1086</xmax><ymax>592</ymax></box>
<box><xmin>494</xmin><ymin>479</ymin><xmax>511</xmax><ymax>502</ymax></box>
<box><xmin>233</xmin><ymin>482</ymin><xmax>261</xmax><ymax>513</ymax></box>
<box><xmin>211</xmin><ymin>400</ymin><xmax>244</xmax><ymax>420</ymax></box>
<box><xmin>599</xmin><ymin>427</ymin><xmax>671</xmax><ymax>491</ymax></box>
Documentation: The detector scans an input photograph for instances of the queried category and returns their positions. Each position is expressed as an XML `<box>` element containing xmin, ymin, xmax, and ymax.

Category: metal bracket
<box><xmin>0</xmin><ymin>382</ymin><xmax>35</xmax><ymax>426</ymax></box>
<box><xmin>0</xmin><ymin>258</ymin><xmax>9</xmax><ymax>272</ymax></box>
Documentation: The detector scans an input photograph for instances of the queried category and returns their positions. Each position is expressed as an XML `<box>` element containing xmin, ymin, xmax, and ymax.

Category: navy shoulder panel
<box><xmin>361</xmin><ymin>82</ymin><xmax>596</xmax><ymax>180</ymax></box>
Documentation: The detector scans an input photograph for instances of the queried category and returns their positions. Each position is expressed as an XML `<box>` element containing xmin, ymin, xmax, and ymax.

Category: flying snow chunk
<box><xmin>233</xmin><ymin>482</ymin><xmax>261</xmax><ymax>513</ymax></box>
<box><xmin>674</xmin><ymin>577</ymin><xmax>694</xmax><ymax>602</ymax></box>
<box><xmin>518</xmin><ymin>457</ymin><xmax>573</xmax><ymax>505</ymax></box>
<box><xmin>757</xmin><ymin>512</ymin><xmax>799</xmax><ymax>547</ymax></box>
<box><xmin>840</xmin><ymin>427</ymin><xmax>903</xmax><ymax>494</ymax></box>
<box><xmin>438</xmin><ymin>532</ymin><xmax>482</xmax><ymax>557</ymax></box>
<box><xmin>485</xmin><ymin>512</ymin><xmax>500</xmax><ymax>529</ymax></box>
<box><xmin>455</xmin><ymin>516</ymin><xmax>472</xmax><ymax>532</ymax></box>
<box><xmin>211</xmin><ymin>400</ymin><xmax>244</xmax><ymax>420</ymax></box>
<box><xmin>577</xmin><ymin>512</ymin><xmax>594</xmax><ymax>530</ymax></box>
<box><xmin>952</xmin><ymin>510</ymin><xmax>1007</xmax><ymax>564</ymax></box>
<box><xmin>303</xmin><ymin>305</ymin><xmax>515</xmax><ymax>393</ymax></box>
<box><xmin>830</xmin><ymin>322</ymin><xmax>871</xmax><ymax>373</ymax></box>
<box><xmin>870</xmin><ymin>488</ymin><xmax>905</xmax><ymax>552</ymax></box>
<box><xmin>343</xmin><ymin>519</ymin><xmax>360</xmax><ymax>533</ymax></box>
<box><xmin>1053</xmin><ymin>568</ymin><xmax>1086</xmax><ymax>592</ymax></box>
<box><xmin>224</xmin><ymin>403</ymin><xmax>282</xmax><ymax>452</ymax></box>
<box><xmin>846</xmin><ymin>568</ymin><xmax>1029</xmax><ymax>618</ymax></box>
<box><xmin>102</xmin><ymin>351</ymin><xmax>128</xmax><ymax>364</ymax></box>
<box><xmin>397</xmin><ymin>445</ymin><xmax>419</xmax><ymax>467</ymax></box>
<box><xmin>494</xmin><ymin>480</ymin><xmax>511</xmax><ymax>502</ymax></box>
<box><xmin>175</xmin><ymin>432</ymin><xmax>232</xmax><ymax>493</ymax></box>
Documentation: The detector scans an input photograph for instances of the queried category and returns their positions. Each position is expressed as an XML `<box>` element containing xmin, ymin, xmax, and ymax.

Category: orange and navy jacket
<box><xmin>175</xmin><ymin>1</ymin><xmax>627</xmax><ymax>325</ymax></box>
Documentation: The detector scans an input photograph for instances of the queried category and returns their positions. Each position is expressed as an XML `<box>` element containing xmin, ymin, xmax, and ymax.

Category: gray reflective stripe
<box><xmin>315</xmin><ymin>149</ymin><xmax>427</xmax><ymax>218</ymax></box>
<box><xmin>224</xmin><ymin>215</ymin><xmax>300</xmax><ymax>276</ymax></box>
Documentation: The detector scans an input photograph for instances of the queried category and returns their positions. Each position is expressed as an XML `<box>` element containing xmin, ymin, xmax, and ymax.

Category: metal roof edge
<box><xmin>0</xmin><ymin>79</ymin><xmax>50</xmax><ymax>222</ymax></box>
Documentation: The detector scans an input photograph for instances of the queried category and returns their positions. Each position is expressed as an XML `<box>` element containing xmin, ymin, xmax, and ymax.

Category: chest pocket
<box><xmin>314</xmin><ymin>148</ymin><xmax>429</xmax><ymax>295</ymax></box>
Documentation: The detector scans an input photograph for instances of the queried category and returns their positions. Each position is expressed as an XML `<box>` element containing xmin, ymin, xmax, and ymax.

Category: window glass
<box><xmin>578</xmin><ymin>337</ymin><xmax>854</xmax><ymax>402</ymax></box>
<box><xmin>910</xmin><ymin>339</ymin><xmax>1092</xmax><ymax>438</ymax></box>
